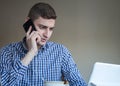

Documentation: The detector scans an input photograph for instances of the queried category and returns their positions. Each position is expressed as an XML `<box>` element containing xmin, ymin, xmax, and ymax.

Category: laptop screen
<box><xmin>88</xmin><ymin>62</ymin><xmax>120</xmax><ymax>86</ymax></box>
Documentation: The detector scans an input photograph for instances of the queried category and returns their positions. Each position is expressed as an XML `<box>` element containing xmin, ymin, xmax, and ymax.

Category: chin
<box><xmin>37</xmin><ymin>41</ymin><xmax>46</xmax><ymax>46</ymax></box>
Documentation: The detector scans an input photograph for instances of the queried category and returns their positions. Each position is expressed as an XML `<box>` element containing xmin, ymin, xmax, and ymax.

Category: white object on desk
<box><xmin>88</xmin><ymin>62</ymin><xmax>120</xmax><ymax>86</ymax></box>
<box><xmin>44</xmin><ymin>81</ymin><xmax>69</xmax><ymax>86</ymax></box>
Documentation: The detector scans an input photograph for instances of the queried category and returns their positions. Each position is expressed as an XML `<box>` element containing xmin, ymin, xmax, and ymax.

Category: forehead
<box><xmin>34</xmin><ymin>17</ymin><xmax>56</xmax><ymax>27</ymax></box>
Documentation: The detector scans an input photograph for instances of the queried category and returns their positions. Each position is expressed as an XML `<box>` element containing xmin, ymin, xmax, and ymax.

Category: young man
<box><xmin>0</xmin><ymin>2</ymin><xmax>87</xmax><ymax>86</ymax></box>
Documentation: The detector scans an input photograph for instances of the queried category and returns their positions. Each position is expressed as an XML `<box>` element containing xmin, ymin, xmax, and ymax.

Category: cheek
<box><xmin>49</xmin><ymin>31</ymin><xmax>53</xmax><ymax>36</ymax></box>
<box><xmin>37</xmin><ymin>29</ymin><xmax>44</xmax><ymax>34</ymax></box>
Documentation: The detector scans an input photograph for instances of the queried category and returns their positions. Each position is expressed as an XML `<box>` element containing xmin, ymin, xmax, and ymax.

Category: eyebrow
<box><xmin>39</xmin><ymin>24</ymin><xmax>55</xmax><ymax>29</ymax></box>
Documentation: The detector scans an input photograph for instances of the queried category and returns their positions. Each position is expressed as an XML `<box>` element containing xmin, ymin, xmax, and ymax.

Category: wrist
<box><xmin>21</xmin><ymin>49</ymin><xmax>38</xmax><ymax>66</ymax></box>
<box><xmin>29</xmin><ymin>48</ymin><xmax>38</xmax><ymax>56</ymax></box>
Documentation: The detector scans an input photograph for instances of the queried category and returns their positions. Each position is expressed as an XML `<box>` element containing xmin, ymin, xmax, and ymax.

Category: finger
<box><xmin>32</xmin><ymin>32</ymin><xmax>41</xmax><ymax>42</ymax></box>
<box><xmin>28</xmin><ymin>31</ymin><xmax>38</xmax><ymax>39</ymax></box>
<box><xmin>27</xmin><ymin>31</ymin><xmax>39</xmax><ymax>41</ymax></box>
<box><xmin>38</xmin><ymin>33</ymin><xmax>42</xmax><ymax>38</ymax></box>
<box><xmin>26</xmin><ymin>26</ymin><xmax>32</xmax><ymax>36</ymax></box>
<box><xmin>36</xmin><ymin>35</ymin><xmax>41</xmax><ymax>43</ymax></box>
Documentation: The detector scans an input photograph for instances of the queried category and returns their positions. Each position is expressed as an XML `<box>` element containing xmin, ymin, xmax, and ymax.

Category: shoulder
<box><xmin>0</xmin><ymin>42</ymin><xmax>22</xmax><ymax>52</ymax></box>
<box><xmin>0</xmin><ymin>42</ymin><xmax>22</xmax><ymax>58</ymax></box>
<box><xmin>46</xmin><ymin>41</ymin><xmax>70</xmax><ymax>53</ymax></box>
<box><xmin>0</xmin><ymin>42</ymin><xmax>22</xmax><ymax>63</ymax></box>
<box><xmin>47</xmin><ymin>41</ymin><xmax>67</xmax><ymax>49</ymax></box>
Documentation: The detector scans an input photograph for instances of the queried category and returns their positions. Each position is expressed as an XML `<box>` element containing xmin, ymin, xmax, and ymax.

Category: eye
<box><xmin>39</xmin><ymin>25</ymin><xmax>47</xmax><ymax>29</ymax></box>
<box><xmin>49</xmin><ymin>27</ymin><xmax>54</xmax><ymax>31</ymax></box>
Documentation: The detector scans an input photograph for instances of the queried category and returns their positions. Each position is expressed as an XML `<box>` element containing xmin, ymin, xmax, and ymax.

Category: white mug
<box><xmin>44</xmin><ymin>81</ymin><xmax>69</xmax><ymax>86</ymax></box>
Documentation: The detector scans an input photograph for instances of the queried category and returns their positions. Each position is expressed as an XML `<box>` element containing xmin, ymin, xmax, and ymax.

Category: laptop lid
<box><xmin>88</xmin><ymin>62</ymin><xmax>120</xmax><ymax>86</ymax></box>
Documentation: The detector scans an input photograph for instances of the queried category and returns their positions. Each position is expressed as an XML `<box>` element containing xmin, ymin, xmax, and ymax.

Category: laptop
<box><xmin>88</xmin><ymin>62</ymin><xmax>120</xmax><ymax>86</ymax></box>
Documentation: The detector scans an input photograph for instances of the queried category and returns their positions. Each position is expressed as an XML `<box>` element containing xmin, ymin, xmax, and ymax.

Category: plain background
<box><xmin>0</xmin><ymin>0</ymin><xmax>120</xmax><ymax>82</ymax></box>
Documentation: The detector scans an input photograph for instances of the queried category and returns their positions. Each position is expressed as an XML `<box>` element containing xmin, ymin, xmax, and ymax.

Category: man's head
<box><xmin>28</xmin><ymin>2</ymin><xmax>57</xmax><ymax>21</ymax></box>
<box><xmin>26</xmin><ymin>2</ymin><xmax>57</xmax><ymax>46</ymax></box>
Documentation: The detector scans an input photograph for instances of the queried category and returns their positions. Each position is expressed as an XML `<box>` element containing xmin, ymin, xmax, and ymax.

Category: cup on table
<box><xmin>44</xmin><ymin>81</ymin><xmax>69</xmax><ymax>86</ymax></box>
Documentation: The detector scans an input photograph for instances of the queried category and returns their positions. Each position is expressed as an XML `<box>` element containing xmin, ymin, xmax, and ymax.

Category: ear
<box><xmin>25</xmin><ymin>17</ymin><xmax>30</xmax><ymax>22</ymax></box>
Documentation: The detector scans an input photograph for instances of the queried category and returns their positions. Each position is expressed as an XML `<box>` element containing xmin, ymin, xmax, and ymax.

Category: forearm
<box><xmin>62</xmin><ymin>53</ymin><xmax>87</xmax><ymax>86</ymax></box>
<box><xmin>21</xmin><ymin>49</ymin><xmax>37</xmax><ymax>66</ymax></box>
<box><xmin>1</xmin><ymin>60</ymin><xmax>28</xmax><ymax>86</ymax></box>
<box><xmin>63</xmin><ymin>68</ymin><xmax>87</xmax><ymax>86</ymax></box>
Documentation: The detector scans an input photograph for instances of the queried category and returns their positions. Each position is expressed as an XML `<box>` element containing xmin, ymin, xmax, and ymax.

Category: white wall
<box><xmin>0</xmin><ymin>0</ymin><xmax>120</xmax><ymax>82</ymax></box>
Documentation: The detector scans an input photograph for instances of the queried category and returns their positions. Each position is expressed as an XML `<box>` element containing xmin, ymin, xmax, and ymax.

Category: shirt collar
<box><xmin>22</xmin><ymin>37</ymin><xmax>28</xmax><ymax>51</ymax></box>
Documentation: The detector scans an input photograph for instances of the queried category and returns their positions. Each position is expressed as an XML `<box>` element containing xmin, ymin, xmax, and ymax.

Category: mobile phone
<box><xmin>23</xmin><ymin>19</ymin><xmax>36</xmax><ymax>33</ymax></box>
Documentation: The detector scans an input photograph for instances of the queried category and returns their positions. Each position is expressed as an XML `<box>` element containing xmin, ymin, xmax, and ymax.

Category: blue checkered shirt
<box><xmin>0</xmin><ymin>40</ymin><xmax>87</xmax><ymax>86</ymax></box>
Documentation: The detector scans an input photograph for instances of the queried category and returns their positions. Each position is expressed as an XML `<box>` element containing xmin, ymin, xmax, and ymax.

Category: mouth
<box><xmin>41</xmin><ymin>38</ymin><xmax>47</xmax><ymax>42</ymax></box>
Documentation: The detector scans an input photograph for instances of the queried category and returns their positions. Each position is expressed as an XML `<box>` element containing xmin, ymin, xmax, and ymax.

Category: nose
<box><xmin>43</xmin><ymin>28</ymin><xmax>50</xmax><ymax>38</ymax></box>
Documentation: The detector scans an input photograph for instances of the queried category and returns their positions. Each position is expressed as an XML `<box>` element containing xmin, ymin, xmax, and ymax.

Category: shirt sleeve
<box><xmin>61</xmin><ymin>46</ymin><xmax>87</xmax><ymax>86</ymax></box>
<box><xmin>0</xmin><ymin>47</ymin><xmax>28</xmax><ymax>86</ymax></box>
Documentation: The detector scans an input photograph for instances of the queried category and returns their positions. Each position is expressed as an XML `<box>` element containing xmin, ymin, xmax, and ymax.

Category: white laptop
<box><xmin>88</xmin><ymin>62</ymin><xmax>120</xmax><ymax>86</ymax></box>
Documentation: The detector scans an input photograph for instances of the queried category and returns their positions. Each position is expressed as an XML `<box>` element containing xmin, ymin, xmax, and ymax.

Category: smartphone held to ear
<box><xmin>23</xmin><ymin>19</ymin><xmax>36</xmax><ymax>33</ymax></box>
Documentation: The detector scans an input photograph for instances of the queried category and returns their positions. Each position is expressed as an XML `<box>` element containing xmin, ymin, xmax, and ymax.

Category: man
<box><xmin>0</xmin><ymin>2</ymin><xmax>87</xmax><ymax>86</ymax></box>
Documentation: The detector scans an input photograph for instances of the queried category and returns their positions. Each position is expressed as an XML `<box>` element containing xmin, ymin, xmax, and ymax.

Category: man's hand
<box><xmin>26</xmin><ymin>26</ymin><xmax>41</xmax><ymax>54</ymax></box>
<box><xmin>21</xmin><ymin>26</ymin><xmax>41</xmax><ymax>66</ymax></box>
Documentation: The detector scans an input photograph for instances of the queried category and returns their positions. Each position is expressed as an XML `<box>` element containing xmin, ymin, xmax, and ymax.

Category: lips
<box><xmin>41</xmin><ymin>38</ymin><xmax>47</xmax><ymax>42</ymax></box>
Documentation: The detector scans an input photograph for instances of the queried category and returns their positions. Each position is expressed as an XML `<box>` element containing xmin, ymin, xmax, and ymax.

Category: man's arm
<box><xmin>61</xmin><ymin>47</ymin><xmax>87</xmax><ymax>86</ymax></box>
<box><xmin>0</xmin><ymin>47</ymin><xmax>28</xmax><ymax>86</ymax></box>
<box><xmin>0</xmin><ymin>26</ymin><xmax>41</xmax><ymax>85</ymax></box>
<box><xmin>21</xmin><ymin>26</ymin><xmax>41</xmax><ymax>66</ymax></box>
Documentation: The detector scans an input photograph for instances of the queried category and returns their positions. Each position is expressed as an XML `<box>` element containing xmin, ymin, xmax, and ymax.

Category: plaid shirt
<box><xmin>0</xmin><ymin>40</ymin><xmax>87</xmax><ymax>86</ymax></box>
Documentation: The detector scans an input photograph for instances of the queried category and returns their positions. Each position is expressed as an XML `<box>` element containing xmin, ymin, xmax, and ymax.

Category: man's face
<box><xmin>33</xmin><ymin>17</ymin><xmax>55</xmax><ymax>46</ymax></box>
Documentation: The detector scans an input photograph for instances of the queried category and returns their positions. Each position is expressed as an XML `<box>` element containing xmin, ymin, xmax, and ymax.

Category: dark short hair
<box><xmin>28</xmin><ymin>2</ymin><xmax>57</xmax><ymax>21</ymax></box>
